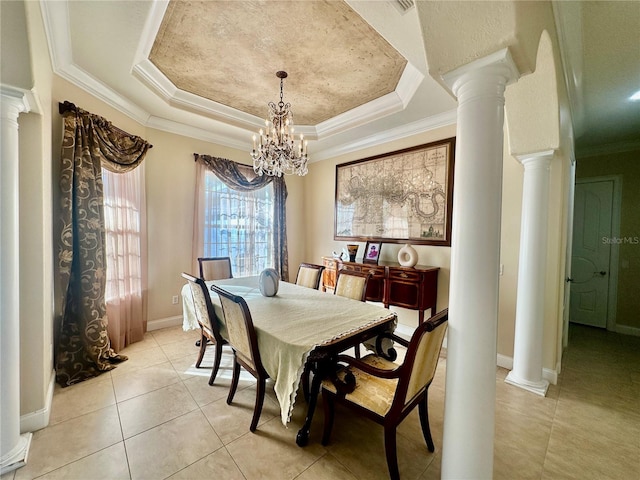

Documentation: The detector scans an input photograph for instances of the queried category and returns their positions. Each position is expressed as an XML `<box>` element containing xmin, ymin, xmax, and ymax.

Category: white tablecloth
<box><xmin>182</xmin><ymin>276</ymin><xmax>397</xmax><ymax>425</ymax></box>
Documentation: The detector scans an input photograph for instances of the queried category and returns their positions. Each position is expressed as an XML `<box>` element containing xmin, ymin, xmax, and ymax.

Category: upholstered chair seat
<box><xmin>321</xmin><ymin>309</ymin><xmax>448</xmax><ymax>480</ymax></box>
<box><xmin>322</xmin><ymin>354</ymin><xmax>398</xmax><ymax>416</ymax></box>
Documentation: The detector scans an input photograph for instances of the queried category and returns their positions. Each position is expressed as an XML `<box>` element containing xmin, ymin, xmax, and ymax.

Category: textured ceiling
<box><xmin>41</xmin><ymin>0</ymin><xmax>639</xmax><ymax>159</ymax></box>
<box><xmin>149</xmin><ymin>0</ymin><xmax>407</xmax><ymax>125</ymax></box>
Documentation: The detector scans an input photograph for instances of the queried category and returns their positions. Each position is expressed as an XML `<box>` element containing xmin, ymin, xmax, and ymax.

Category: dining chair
<box><xmin>320</xmin><ymin>308</ymin><xmax>448</xmax><ymax>480</ymax></box>
<box><xmin>210</xmin><ymin>283</ymin><xmax>270</xmax><ymax>432</ymax></box>
<box><xmin>181</xmin><ymin>272</ymin><xmax>229</xmax><ymax>385</ymax></box>
<box><xmin>194</xmin><ymin>257</ymin><xmax>233</xmax><ymax>348</ymax></box>
<box><xmin>334</xmin><ymin>269</ymin><xmax>371</xmax><ymax>358</ymax></box>
<box><xmin>301</xmin><ymin>268</ymin><xmax>372</xmax><ymax>400</ymax></box>
<box><xmin>334</xmin><ymin>269</ymin><xmax>370</xmax><ymax>301</ymax></box>
<box><xmin>198</xmin><ymin>256</ymin><xmax>233</xmax><ymax>281</ymax></box>
<box><xmin>295</xmin><ymin>262</ymin><xmax>325</xmax><ymax>290</ymax></box>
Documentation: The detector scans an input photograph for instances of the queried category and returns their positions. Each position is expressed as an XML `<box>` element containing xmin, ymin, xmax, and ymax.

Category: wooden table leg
<box><xmin>296</xmin><ymin>361</ymin><xmax>323</xmax><ymax>447</ymax></box>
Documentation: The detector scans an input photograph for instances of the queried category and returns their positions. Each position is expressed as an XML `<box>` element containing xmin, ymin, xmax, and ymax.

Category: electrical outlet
<box><xmin>172</xmin><ymin>295</ymin><xmax>179</xmax><ymax>305</ymax></box>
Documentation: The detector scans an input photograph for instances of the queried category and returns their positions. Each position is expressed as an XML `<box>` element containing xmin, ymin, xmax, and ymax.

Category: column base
<box><xmin>505</xmin><ymin>371</ymin><xmax>549</xmax><ymax>397</ymax></box>
<box><xmin>0</xmin><ymin>433</ymin><xmax>33</xmax><ymax>475</ymax></box>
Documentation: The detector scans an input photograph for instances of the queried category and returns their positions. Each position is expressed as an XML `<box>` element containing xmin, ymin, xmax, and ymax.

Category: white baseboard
<box><xmin>543</xmin><ymin>366</ymin><xmax>558</xmax><ymax>385</ymax></box>
<box><xmin>147</xmin><ymin>315</ymin><xmax>183</xmax><ymax>331</ymax></box>
<box><xmin>20</xmin><ymin>369</ymin><xmax>55</xmax><ymax>433</ymax></box>
<box><xmin>496</xmin><ymin>353</ymin><xmax>513</xmax><ymax>370</ymax></box>
<box><xmin>497</xmin><ymin>354</ymin><xmax>557</xmax><ymax>385</ymax></box>
<box><xmin>616</xmin><ymin>324</ymin><xmax>640</xmax><ymax>337</ymax></box>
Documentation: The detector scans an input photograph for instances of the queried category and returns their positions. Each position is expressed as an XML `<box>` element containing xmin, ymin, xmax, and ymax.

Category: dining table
<box><xmin>181</xmin><ymin>275</ymin><xmax>397</xmax><ymax>446</ymax></box>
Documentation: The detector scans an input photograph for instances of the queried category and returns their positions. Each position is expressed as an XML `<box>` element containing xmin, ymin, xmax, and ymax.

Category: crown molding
<box><xmin>40</xmin><ymin>0</ymin><xmax>151</xmax><ymax>125</ymax></box>
<box><xmin>132</xmin><ymin>60</ymin><xmax>266</xmax><ymax>131</ymax></box>
<box><xmin>315</xmin><ymin>61</ymin><xmax>424</xmax><ymax>139</ymax></box>
<box><xmin>552</xmin><ymin>1</ymin><xmax>586</xmax><ymax>138</ymax></box>
<box><xmin>146</xmin><ymin>116</ymin><xmax>248</xmax><ymax>151</ymax></box>
<box><xmin>39</xmin><ymin>0</ymin><xmax>72</xmax><ymax>71</ymax></box>
<box><xmin>312</xmin><ymin>109</ymin><xmax>457</xmax><ymax>161</ymax></box>
<box><xmin>134</xmin><ymin>57</ymin><xmax>424</xmax><ymax>142</ymax></box>
<box><xmin>132</xmin><ymin>0</ymin><xmax>169</xmax><ymax>66</ymax></box>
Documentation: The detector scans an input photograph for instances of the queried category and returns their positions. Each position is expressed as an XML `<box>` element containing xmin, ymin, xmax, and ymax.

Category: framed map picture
<box><xmin>334</xmin><ymin>137</ymin><xmax>456</xmax><ymax>246</ymax></box>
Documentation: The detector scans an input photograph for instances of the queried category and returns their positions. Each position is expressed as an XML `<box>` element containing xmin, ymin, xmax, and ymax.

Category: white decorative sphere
<box><xmin>259</xmin><ymin>268</ymin><xmax>280</xmax><ymax>297</ymax></box>
<box><xmin>398</xmin><ymin>244</ymin><xmax>418</xmax><ymax>267</ymax></box>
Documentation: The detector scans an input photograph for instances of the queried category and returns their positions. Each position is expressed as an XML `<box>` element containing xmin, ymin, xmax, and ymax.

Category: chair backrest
<box><xmin>334</xmin><ymin>269</ymin><xmax>370</xmax><ymax>301</ymax></box>
<box><xmin>181</xmin><ymin>272</ymin><xmax>226</xmax><ymax>343</ymax></box>
<box><xmin>210</xmin><ymin>284</ymin><xmax>265</xmax><ymax>376</ymax></box>
<box><xmin>396</xmin><ymin>309</ymin><xmax>448</xmax><ymax>408</ymax></box>
<box><xmin>198</xmin><ymin>257</ymin><xmax>233</xmax><ymax>281</ymax></box>
<box><xmin>295</xmin><ymin>263</ymin><xmax>325</xmax><ymax>289</ymax></box>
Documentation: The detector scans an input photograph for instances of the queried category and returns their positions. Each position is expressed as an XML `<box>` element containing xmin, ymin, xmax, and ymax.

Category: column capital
<box><xmin>442</xmin><ymin>48</ymin><xmax>520</xmax><ymax>98</ymax></box>
<box><xmin>1</xmin><ymin>86</ymin><xmax>33</xmax><ymax>118</ymax></box>
<box><xmin>516</xmin><ymin>149</ymin><xmax>555</xmax><ymax>167</ymax></box>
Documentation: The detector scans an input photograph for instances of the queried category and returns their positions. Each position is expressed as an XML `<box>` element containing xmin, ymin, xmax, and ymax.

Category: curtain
<box><xmin>103</xmin><ymin>165</ymin><xmax>147</xmax><ymax>352</ymax></box>
<box><xmin>57</xmin><ymin>104</ymin><xmax>151</xmax><ymax>387</ymax></box>
<box><xmin>193</xmin><ymin>154</ymin><xmax>289</xmax><ymax>281</ymax></box>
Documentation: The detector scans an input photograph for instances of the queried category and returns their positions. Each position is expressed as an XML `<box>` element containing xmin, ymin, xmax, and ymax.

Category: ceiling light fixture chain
<box><xmin>251</xmin><ymin>71</ymin><xmax>308</xmax><ymax>177</ymax></box>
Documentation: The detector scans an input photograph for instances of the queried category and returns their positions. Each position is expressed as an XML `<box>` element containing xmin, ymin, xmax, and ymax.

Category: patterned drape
<box><xmin>56</xmin><ymin>105</ymin><xmax>151</xmax><ymax>387</ymax></box>
<box><xmin>194</xmin><ymin>154</ymin><xmax>289</xmax><ymax>281</ymax></box>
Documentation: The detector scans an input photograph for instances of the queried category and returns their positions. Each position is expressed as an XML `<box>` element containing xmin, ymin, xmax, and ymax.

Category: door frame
<box><xmin>573</xmin><ymin>175</ymin><xmax>622</xmax><ymax>332</ymax></box>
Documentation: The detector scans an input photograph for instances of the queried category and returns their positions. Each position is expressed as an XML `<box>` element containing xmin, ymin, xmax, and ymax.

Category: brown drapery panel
<box><xmin>194</xmin><ymin>154</ymin><xmax>289</xmax><ymax>281</ymax></box>
<box><xmin>56</xmin><ymin>102</ymin><xmax>152</xmax><ymax>387</ymax></box>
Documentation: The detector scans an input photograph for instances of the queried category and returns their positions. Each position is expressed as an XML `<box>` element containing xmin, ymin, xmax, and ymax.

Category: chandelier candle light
<box><xmin>251</xmin><ymin>71</ymin><xmax>308</xmax><ymax>177</ymax></box>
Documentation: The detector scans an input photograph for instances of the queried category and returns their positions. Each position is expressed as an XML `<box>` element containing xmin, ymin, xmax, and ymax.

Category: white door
<box><xmin>569</xmin><ymin>180</ymin><xmax>613</xmax><ymax>328</ymax></box>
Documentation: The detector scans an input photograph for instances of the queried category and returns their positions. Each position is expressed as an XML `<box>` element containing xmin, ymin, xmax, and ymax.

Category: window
<box><xmin>102</xmin><ymin>167</ymin><xmax>144</xmax><ymax>303</ymax></box>
<box><xmin>202</xmin><ymin>170</ymin><xmax>275</xmax><ymax>277</ymax></box>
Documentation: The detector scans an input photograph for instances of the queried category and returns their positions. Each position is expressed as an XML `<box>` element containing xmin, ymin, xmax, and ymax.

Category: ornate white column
<box><xmin>505</xmin><ymin>150</ymin><xmax>554</xmax><ymax>396</ymax></box>
<box><xmin>1</xmin><ymin>87</ymin><xmax>32</xmax><ymax>475</ymax></box>
<box><xmin>440</xmin><ymin>49</ymin><xmax>519</xmax><ymax>479</ymax></box>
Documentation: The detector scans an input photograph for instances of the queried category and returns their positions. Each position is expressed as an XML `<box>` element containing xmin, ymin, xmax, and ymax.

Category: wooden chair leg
<box><xmin>418</xmin><ymin>392</ymin><xmax>435</xmax><ymax>452</ymax></box>
<box><xmin>384</xmin><ymin>425</ymin><xmax>400</xmax><ymax>480</ymax></box>
<box><xmin>301</xmin><ymin>367</ymin><xmax>310</xmax><ymax>402</ymax></box>
<box><xmin>195</xmin><ymin>331</ymin><xmax>207</xmax><ymax>368</ymax></box>
<box><xmin>208</xmin><ymin>342</ymin><xmax>223</xmax><ymax>386</ymax></box>
<box><xmin>321</xmin><ymin>392</ymin><xmax>335</xmax><ymax>446</ymax></box>
<box><xmin>250</xmin><ymin>377</ymin><xmax>266</xmax><ymax>432</ymax></box>
<box><xmin>227</xmin><ymin>355</ymin><xmax>240</xmax><ymax>405</ymax></box>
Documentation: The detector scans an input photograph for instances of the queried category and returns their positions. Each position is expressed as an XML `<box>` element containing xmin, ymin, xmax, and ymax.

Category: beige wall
<box><xmin>303</xmin><ymin>125</ymin><xmax>456</xmax><ymax>328</ymax></box>
<box><xmin>143</xmin><ymin>129</ymin><xmax>305</xmax><ymax>323</ymax></box>
<box><xmin>16</xmin><ymin>0</ymin><xmax>55</xmax><ymax>423</ymax></box>
<box><xmin>576</xmin><ymin>149</ymin><xmax>640</xmax><ymax>330</ymax></box>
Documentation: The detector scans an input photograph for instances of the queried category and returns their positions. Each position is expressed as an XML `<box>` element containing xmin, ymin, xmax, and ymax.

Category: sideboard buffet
<box><xmin>321</xmin><ymin>256</ymin><xmax>439</xmax><ymax>323</ymax></box>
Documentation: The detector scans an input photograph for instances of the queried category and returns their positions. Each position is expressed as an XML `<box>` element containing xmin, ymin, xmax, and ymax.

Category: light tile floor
<box><xmin>3</xmin><ymin>324</ymin><xmax>639</xmax><ymax>480</ymax></box>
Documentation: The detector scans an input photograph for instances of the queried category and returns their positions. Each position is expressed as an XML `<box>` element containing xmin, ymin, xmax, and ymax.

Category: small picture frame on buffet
<box><xmin>363</xmin><ymin>241</ymin><xmax>382</xmax><ymax>264</ymax></box>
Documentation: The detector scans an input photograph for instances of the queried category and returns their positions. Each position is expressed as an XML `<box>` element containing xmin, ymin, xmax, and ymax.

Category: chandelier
<box><xmin>251</xmin><ymin>71</ymin><xmax>308</xmax><ymax>177</ymax></box>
